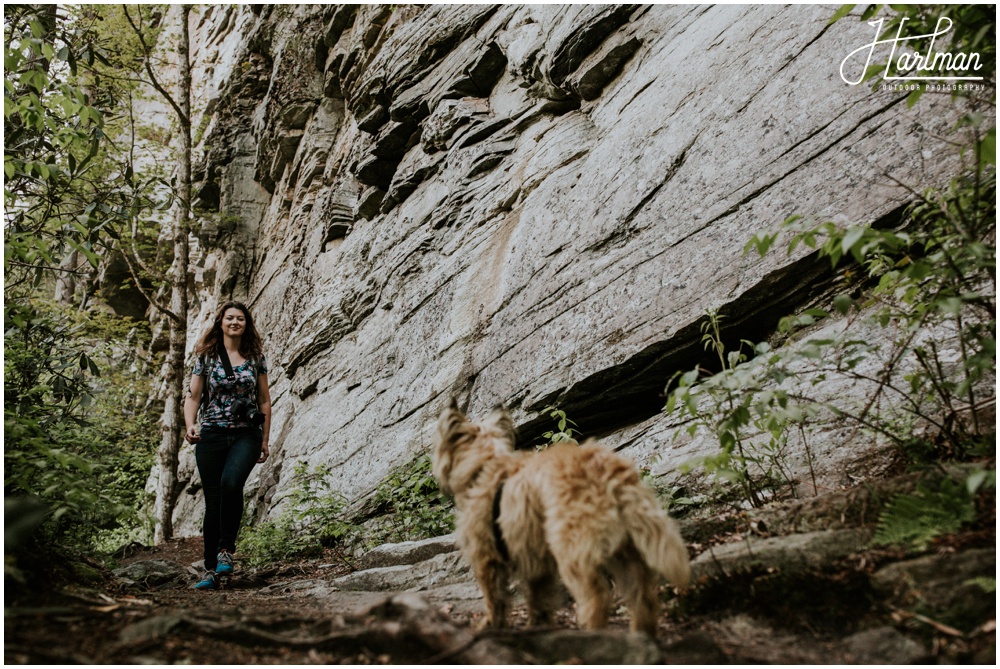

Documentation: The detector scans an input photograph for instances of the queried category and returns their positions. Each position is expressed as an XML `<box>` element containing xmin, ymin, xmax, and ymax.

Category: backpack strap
<box><xmin>217</xmin><ymin>341</ymin><xmax>235</xmax><ymax>379</ymax></box>
<box><xmin>197</xmin><ymin>354</ymin><xmax>210</xmax><ymax>418</ymax></box>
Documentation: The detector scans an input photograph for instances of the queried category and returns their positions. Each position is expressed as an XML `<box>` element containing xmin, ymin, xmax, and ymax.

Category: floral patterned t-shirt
<box><xmin>192</xmin><ymin>352</ymin><xmax>268</xmax><ymax>428</ymax></box>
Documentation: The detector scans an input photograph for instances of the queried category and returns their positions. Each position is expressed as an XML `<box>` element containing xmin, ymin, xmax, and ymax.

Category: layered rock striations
<box><xmin>166</xmin><ymin>4</ymin><xmax>968</xmax><ymax>533</ymax></box>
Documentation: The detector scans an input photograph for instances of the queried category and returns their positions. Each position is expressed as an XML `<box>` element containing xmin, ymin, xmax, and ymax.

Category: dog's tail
<box><xmin>618</xmin><ymin>483</ymin><xmax>691</xmax><ymax>588</ymax></box>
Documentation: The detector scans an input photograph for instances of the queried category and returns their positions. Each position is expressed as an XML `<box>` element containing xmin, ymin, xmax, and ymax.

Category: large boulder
<box><xmin>871</xmin><ymin>547</ymin><xmax>996</xmax><ymax>632</ymax></box>
<box><xmin>691</xmin><ymin>528</ymin><xmax>871</xmax><ymax>580</ymax></box>
<box><xmin>145</xmin><ymin>5</ymin><xmax>970</xmax><ymax>533</ymax></box>
<box><xmin>356</xmin><ymin>534</ymin><xmax>458</xmax><ymax>570</ymax></box>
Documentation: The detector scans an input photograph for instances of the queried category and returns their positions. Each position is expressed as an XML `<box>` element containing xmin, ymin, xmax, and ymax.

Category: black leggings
<box><xmin>195</xmin><ymin>426</ymin><xmax>261</xmax><ymax>570</ymax></box>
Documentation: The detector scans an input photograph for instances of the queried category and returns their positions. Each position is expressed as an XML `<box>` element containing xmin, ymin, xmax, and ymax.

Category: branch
<box><xmin>114</xmin><ymin>241</ymin><xmax>183</xmax><ymax>326</ymax></box>
<box><xmin>120</xmin><ymin>5</ymin><xmax>191</xmax><ymax>130</ymax></box>
<box><xmin>5</xmin><ymin>260</ymin><xmax>94</xmax><ymax>276</ymax></box>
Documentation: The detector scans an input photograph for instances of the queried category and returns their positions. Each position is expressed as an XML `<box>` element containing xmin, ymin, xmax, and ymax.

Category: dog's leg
<box><xmin>524</xmin><ymin>576</ymin><xmax>562</xmax><ymax>626</ymax></box>
<box><xmin>608</xmin><ymin>548</ymin><xmax>660</xmax><ymax>636</ymax></box>
<box><xmin>558</xmin><ymin>560</ymin><xmax>611</xmax><ymax>630</ymax></box>
<box><xmin>476</xmin><ymin>560</ymin><xmax>510</xmax><ymax>628</ymax></box>
<box><xmin>632</xmin><ymin>576</ymin><xmax>660</xmax><ymax>637</ymax></box>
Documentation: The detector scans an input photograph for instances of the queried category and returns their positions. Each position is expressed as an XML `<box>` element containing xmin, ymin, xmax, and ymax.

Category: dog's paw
<box><xmin>472</xmin><ymin>613</ymin><xmax>509</xmax><ymax>632</ymax></box>
<box><xmin>470</xmin><ymin>614</ymin><xmax>492</xmax><ymax>632</ymax></box>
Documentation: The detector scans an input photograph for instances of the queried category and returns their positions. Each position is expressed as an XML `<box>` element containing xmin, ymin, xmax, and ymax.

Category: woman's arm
<box><xmin>257</xmin><ymin>373</ymin><xmax>272</xmax><ymax>463</ymax></box>
<box><xmin>184</xmin><ymin>374</ymin><xmax>205</xmax><ymax>443</ymax></box>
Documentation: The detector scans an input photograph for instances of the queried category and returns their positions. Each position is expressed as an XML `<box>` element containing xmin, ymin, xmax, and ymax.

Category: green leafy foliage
<box><xmin>760</xmin><ymin>137</ymin><xmax>994</xmax><ymax>460</ymax></box>
<box><xmin>242</xmin><ymin>455</ymin><xmax>456</xmax><ymax>564</ymax></box>
<box><xmin>5</xmin><ymin>6</ymin><xmax>120</xmax><ymax>293</ymax></box>
<box><xmin>639</xmin><ymin>467</ymin><xmax>698</xmax><ymax>514</ymax></box>
<box><xmin>5</xmin><ymin>4</ymin><xmax>180</xmax><ymax>308</ymax></box>
<box><xmin>367</xmin><ymin>454</ymin><xmax>455</xmax><ymax>546</ymax></box>
<box><xmin>872</xmin><ymin>476</ymin><xmax>977</xmax><ymax>550</ymax></box>
<box><xmin>537</xmin><ymin>406</ymin><xmax>581</xmax><ymax>448</ymax></box>
<box><xmin>666</xmin><ymin>310</ymin><xmax>807</xmax><ymax>508</ymax></box>
<box><xmin>239</xmin><ymin>462</ymin><xmax>359</xmax><ymax>569</ymax></box>
<box><xmin>4</xmin><ymin>5</ymin><xmax>187</xmax><ymax>562</ymax></box>
<box><xmin>4</xmin><ymin>301</ymin><xmax>156</xmax><ymax>551</ymax></box>
<box><xmin>677</xmin><ymin>154</ymin><xmax>994</xmax><ymax>501</ymax></box>
<box><xmin>965</xmin><ymin>577</ymin><xmax>996</xmax><ymax>594</ymax></box>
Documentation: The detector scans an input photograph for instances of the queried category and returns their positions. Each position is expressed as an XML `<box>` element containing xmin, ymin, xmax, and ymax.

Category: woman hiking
<box><xmin>184</xmin><ymin>301</ymin><xmax>272</xmax><ymax>590</ymax></box>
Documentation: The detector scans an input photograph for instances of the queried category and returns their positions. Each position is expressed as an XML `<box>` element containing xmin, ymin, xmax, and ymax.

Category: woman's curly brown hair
<box><xmin>195</xmin><ymin>301</ymin><xmax>264</xmax><ymax>361</ymax></box>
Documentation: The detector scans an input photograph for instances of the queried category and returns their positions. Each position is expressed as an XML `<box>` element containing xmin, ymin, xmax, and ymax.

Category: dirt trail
<box><xmin>1</xmin><ymin>536</ymin><xmax>782</xmax><ymax>664</ymax></box>
<box><xmin>7</xmin><ymin>539</ymin><xmax>372</xmax><ymax>664</ymax></box>
<box><xmin>1</xmin><ymin>538</ymin><xmax>621</xmax><ymax>663</ymax></box>
<box><xmin>6</xmin><ymin>465</ymin><xmax>996</xmax><ymax>665</ymax></box>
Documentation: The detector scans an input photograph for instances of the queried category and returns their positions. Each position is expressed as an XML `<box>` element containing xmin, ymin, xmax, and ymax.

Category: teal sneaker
<box><xmin>194</xmin><ymin>571</ymin><xmax>218</xmax><ymax>590</ymax></box>
<box><xmin>215</xmin><ymin>549</ymin><xmax>234</xmax><ymax>575</ymax></box>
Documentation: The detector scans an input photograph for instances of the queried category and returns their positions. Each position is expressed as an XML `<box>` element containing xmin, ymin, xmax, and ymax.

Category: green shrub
<box><xmin>4</xmin><ymin>302</ymin><xmax>157</xmax><ymax>552</ymax></box>
<box><xmin>366</xmin><ymin>454</ymin><xmax>454</xmax><ymax>547</ymax></box>
<box><xmin>669</xmin><ymin>99</ymin><xmax>994</xmax><ymax>507</ymax></box>
<box><xmin>666</xmin><ymin>310</ymin><xmax>807</xmax><ymax>508</ymax></box>
<box><xmin>239</xmin><ymin>462</ymin><xmax>359</xmax><ymax>568</ymax></box>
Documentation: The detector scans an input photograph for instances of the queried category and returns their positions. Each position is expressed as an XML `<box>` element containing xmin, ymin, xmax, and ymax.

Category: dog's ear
<box><xmin>438</xmin><ymin>397</ymin><xmax>466</xmax><ymax>436</ymax></box>
<box><xmin>484</xmin><ymin>405</ymin><xmax>516</xmax><ymax>452</ymax></box>
<box><xmin>432</xmin><ymin>398</ymin><xmax>470</xmax><ymax>494</ymax></box>
<box><xmin>432</xmin><ymin>429</ymin><xmax>454</xmax><ymax>495</ymax></box>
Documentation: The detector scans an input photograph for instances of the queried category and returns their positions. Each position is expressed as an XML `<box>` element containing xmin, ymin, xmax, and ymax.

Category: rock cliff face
<box><xmin>166</xmin><ymin>4</ymin><xmax>964</xmax><ymax>534</ymax></box>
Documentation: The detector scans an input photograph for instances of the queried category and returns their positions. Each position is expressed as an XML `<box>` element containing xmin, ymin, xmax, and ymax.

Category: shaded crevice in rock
<box><xmin>355</xmin><ymin>155</ymin><xmax>399</xmax><ymax>191</ymax></box>
<box><xmin>447</xmin><ymin>41</ymin><xmax>508</xmax><ymax>99</ymax></box>
<box><xmin>284</xmin><ymin>285</ymin><xmax>379</xmax><ymax>380</ymax></box>
<box><xmin>382</xmin><ymin>163</ymin><xmax>441</xmax><ymax>215</ymax></box>
<box><xmin>510</xmin><ymin>199</ymin><xmax>907</xmax><ymax>446</ymax></box>
<box><xmin>323</xmin><ymin>5</ymin><xmax>357</xmax><ymax>50</ymax></box>
<box><xmin>546</xmin><ymin>5</ymin><xmax>640</xmax><ymax>88</ymax></box>
<box><xmin>510</xmin><ymin>248</ymin><xmax>839</xmax><ymax>446</ymax></box>
<box><xmin>455</xmin><ymin>116</ymin><xmax>514</xmax><ymax>150</ymax></box>
<box><xmin>356</xmin><ymin>186</ymin><xmax>387</xmax><ymax>221</ymax></box>
<box><xmin>372</xmin><ymin>119</ymin><xmax>420</xmax><ymax>160</ymax></box>
<box><xmin>568</xmin><ymin>34</ymin><xmax>643</xmax><ymax>101</ymax></box>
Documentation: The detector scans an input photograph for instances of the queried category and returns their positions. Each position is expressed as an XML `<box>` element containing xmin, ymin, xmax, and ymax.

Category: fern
<box><xmin>965</xmin><ymin>577</ymin><xmax>996</xmax><ymax>594</ymax></box>
<box><xmin>872</xmin><ymin>478</ymin><xmax>975</xmax><ymax>550</ymax></box>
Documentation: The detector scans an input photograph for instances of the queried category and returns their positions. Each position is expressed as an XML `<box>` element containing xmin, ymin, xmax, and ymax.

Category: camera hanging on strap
<box><xmin>217</xmin><ymin>342</ymin><xmax>266</xmax><ymax>428</ymax></box>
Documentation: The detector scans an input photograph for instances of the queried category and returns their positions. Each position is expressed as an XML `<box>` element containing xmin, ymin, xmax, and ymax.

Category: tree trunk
<box><xmin>153</xmin><ymin>5</ymin><xmax>192</xmax><ymax>544</ymax></box>
<box><xmin>54</xmin><ymin>249</ymin><xmax>79</xmax><ymax>305</ymax></box>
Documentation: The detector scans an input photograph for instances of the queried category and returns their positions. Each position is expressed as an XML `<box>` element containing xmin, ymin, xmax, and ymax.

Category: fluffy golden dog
<box><xmin>432</xmin><ymin>400</ymin><xmax>690</xmax><ymax>635</ymax></box>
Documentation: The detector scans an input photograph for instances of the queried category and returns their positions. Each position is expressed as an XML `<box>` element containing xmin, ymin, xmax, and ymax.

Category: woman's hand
<box><xmin>256</xmin><ymin>372</ymin><xmax>272</xmax><ymax>465</ymax></box>
<box><xmin>184</xmin><ymin>375</ymin><xmax>204</xmax><ymax>444</ymax></box>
